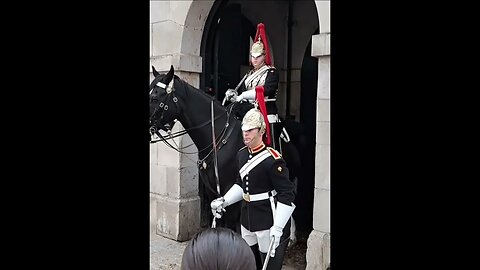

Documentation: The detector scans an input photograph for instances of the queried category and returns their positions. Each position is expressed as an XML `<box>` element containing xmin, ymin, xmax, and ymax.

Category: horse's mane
<box><xmin>173</xmin><ymin>75</ymin><xmax>228</xmax><ymax>111</ymax></box>
<box><xmin>154</xmin><ymin>72</ymin><xmax>250</xmax><ymax>119</ymax></box>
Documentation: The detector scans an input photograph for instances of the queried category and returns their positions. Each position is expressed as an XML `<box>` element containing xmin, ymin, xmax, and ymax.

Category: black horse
<box><xmin>149</xmin><ymin>65</ymin><xmax>301</xmax><ymax>238</ymax></box>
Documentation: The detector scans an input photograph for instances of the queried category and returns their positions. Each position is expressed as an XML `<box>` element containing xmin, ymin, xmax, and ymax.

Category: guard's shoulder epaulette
<box><xmin>238</xmin><ymin>145</ymin><xmax>248</xmax><ymax>152</ymax></box>
<box><xmin>267</xmin><ymin>65</ymin><xmax>276</xmax><ymax>70</ymax></box>
<box><xmin>266</xmin><ymin>147</ymin><xmax>282</xmax><ymax>159</ymax></box>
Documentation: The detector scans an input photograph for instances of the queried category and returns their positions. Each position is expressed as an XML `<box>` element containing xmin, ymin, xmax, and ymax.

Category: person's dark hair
<box><xmin>181</xmin><ymin>227</ymin><xmax>256</xmax><ymax>270</ymax></box>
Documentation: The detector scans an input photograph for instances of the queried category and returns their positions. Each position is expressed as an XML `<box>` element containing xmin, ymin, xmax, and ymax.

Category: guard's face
<box><xmin>251</xmin><ymin>54</ymin><xmax>265</xmax><ymax>69</ymax></box>
<box><xmin>242</xmin><ymin>128</ymin><xmax>263</xmax><ymax>148</ymax></box>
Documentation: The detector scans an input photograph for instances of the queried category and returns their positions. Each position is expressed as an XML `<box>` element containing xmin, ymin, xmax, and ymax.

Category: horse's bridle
<box><xmin>149</xmin><ymin>74</ymin><xmax>239</xmax><ymax>196</ymax></box>
<box><xmin>149</xmin><ymin>77</ymin><xmax>178</xmax><ymax>135</ymax></box>
<box><xmin>149</xmin><ymin>75</ymin><xmax>235</xmax><ymax>157</ymax></box>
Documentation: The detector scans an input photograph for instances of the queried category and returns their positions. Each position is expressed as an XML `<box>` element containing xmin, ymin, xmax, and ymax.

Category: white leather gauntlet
<box><xmin>236</xmin><ymin>89</ymin><xmax>256</xmax><ymax>102</ymax></box>
<box><xmin>223</xmin><ymin>184</ymin><xmax>243</xmax><ymax>206</ymax></box>
<box><xmin>225</xmin><ymin>89</ymin><xmax>238</xmax><ymax>102</ymax></box>
<box><xmin>210</xmin><ymin>197</ymin><xmax>225</xmax><ymax>218</ymax></box>
<box><xmin>269</xmin><ymin>202</ymin><xmax>296</xmax><ymax>256</ymax></box>
<box><xmin>210</xmin><ymin>184</ymin><xmax>243</xmax><ymax>218</ymax></box>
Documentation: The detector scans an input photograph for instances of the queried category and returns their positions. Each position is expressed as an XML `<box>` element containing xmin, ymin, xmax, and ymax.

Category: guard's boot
<box><xmin>250</xmin><ymin>244</ymin><xmax>263</xmax><ymax>270</ymax></box>
<box><xmin>259</xmin><ymin>252</ymin><xmax>267</xmax><ymax>266</ymax></box>
<box><xmin>259</xmin><ymin>252</ymin><xmax>267</xmax><ymax>269</ymax></box>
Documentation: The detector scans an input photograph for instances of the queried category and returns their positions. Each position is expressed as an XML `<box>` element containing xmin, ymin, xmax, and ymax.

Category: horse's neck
<box><xmin>177</xmin><ymin>83</ymin><xmax>228</xmax><ymax>158</ymax></box>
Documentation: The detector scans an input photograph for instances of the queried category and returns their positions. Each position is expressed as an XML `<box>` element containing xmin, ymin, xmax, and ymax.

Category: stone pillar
<box><xmin>150</xmin><ymin>130</ymin><xmax>200</xmax><ymax>241</ymax></box>
<box><xmin>306</xmin><ymin>1</ymin><xmax>330</xmax><ymax>267</ymax></box>
<box><xmin>149</xmin><ymin>63</ymin><xmax>203</xmax><ymax>241</ymax></box>
<box><xmin>149</xmin><ymin>0</ymin><xmax>208</xmax><ymax>241</ymax></box>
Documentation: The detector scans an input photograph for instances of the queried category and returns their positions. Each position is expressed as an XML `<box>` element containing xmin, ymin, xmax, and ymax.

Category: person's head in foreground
<box><xmin>181</xmin><ymin>227</ymin><xmax>256</xmax><ymax>270</ymax></box>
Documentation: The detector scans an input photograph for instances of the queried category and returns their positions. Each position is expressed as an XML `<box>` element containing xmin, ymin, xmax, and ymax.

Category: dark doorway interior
<box><xmin>293</xmin><ymin>38</ymin><xmax>318</xmax><ymax>232</ymax></box>
<box><xmin>201</xmin><ymin>3</ymin><xmax>254</xmax><ymax>102</ymax></box>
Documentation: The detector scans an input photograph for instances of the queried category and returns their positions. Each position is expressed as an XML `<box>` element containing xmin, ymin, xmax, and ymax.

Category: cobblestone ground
<box><xmin>150</xmin><ymin>233</ymin><xmax>306</xmax><ymax>270</ymax></box>
<box><xmin>150</xmin><ymin>233</ymin><xmax>188</xmax><ymax>270</ymax></box>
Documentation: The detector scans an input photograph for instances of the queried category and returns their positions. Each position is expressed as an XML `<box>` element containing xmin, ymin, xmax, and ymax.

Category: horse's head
<box><xmin>149</xmin><ymin>65</ymin><xmax>181</xmax><ymax>135</ymax></box>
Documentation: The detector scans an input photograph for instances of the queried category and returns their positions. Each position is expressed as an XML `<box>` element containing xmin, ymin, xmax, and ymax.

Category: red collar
<box><xmin>249</xmin><ymin>143</ymin><xmax>265</xmax><ymax>154</ymax></box>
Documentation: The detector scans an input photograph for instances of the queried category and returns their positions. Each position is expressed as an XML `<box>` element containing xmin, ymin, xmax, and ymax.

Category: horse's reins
<box><xmin>210</xmin><ymin>100</ymin><xmax>221</xmax><ymax>228</ymax></box>
<box><xmin>150</xmin><ymin>113</ymin><xmax>223</xmax><ymax>145</ymax></box>
<box><xmin>151</xmin><ymin>106</ymin><xmax>233</xmax><ymax>157</ymax></box>
<box><xmin>149</xmin><ymin>76</ymin><xmax>228</xmax><ymax>153</ymax></box>
<box><xmin>149</xmin><ymin>75</ymin><xmax>237</xmax><ymax>197</ymax></box>
<box><xmin>210</xmin><ymin>100</ymin><xmax>221</xmax><ymax>195</ymax></box>
<box><xmin>197</xmin><ymin>116</ymin><xmax>236</xmax><ymax>197</ymax></box>
<box><xmin>149</xmin><ymin>76</ymin><xmax>210</xmax><ymax>152</ymax></box>
<box><xmin>150</xmin><ymin>78</ymin><xmax>236</xmax><ymax>158</ymax></box>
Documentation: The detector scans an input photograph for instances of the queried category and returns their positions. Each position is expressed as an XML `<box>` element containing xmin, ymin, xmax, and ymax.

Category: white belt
<box><xmin>243</xmin><ymin>190</ymin><xmax>277</xmax><ymax>202</ymax></box>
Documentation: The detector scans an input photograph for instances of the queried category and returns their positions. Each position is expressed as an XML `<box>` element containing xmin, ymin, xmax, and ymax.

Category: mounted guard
<box><xmin>224</xmin><ymin>23</ymin><xmax>290</xmax><ymax>151</ymax></box>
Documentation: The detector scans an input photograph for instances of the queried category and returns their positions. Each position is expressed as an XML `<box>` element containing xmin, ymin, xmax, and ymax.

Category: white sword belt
<box><xmin>243</xmin><ymin>189</ymin><xmax>277</xmax><ymax>202</ymax></box>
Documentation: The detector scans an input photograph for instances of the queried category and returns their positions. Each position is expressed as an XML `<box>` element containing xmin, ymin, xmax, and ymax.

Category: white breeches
<box><xmin>241</xmin><ymin>225</ymin><xmax>271</xmax><ymax>253</ymax></box>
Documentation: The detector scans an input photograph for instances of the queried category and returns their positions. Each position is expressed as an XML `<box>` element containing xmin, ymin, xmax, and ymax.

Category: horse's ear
<box><xmin>165</xmin><ymin>65</ymin><xmax>174</xmax><ymax>83</ymax></box>
<box><xmin>152</xmin><ymin>65</ymin><xmax>159</xmax><ymax>77</ymax></box>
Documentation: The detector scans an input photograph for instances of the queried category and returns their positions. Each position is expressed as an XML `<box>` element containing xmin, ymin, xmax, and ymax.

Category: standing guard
<box><xmin>210</xmin><ymin>107</ymin><xmax>296</xmax><ymax>270</ymax></box>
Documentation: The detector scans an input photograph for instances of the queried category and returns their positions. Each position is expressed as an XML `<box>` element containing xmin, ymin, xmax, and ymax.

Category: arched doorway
<box><xmin>199</xmin><ymin>0</ymin><xmax>319</xmax><ymax>266</ymax></box>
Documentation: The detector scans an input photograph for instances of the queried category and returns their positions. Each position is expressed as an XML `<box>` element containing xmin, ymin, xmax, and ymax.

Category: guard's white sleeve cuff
<box><xmin>237</xmin><ymin>89</ymin><xmax>256</xmax><ymax>102</ymax></box>
<box><xmin>223</xmin><ymin>184</ymin><xmax>244</xmax><ymax>206</ymax></box>
<box><xmin>273</xmin><ymin>202</ymin><xmax>296</xmax><ymax>229</ymax></box>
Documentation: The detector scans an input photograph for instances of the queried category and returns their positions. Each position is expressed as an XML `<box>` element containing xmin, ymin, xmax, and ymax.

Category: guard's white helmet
<box><xmin>241</xmin><ymin>108</ymin><xmax>266</xmax><ymax>133</ymax></box>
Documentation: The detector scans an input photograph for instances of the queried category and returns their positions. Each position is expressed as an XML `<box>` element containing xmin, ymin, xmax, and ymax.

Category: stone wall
<box><xmin>306</xmin><ymin>1</ymin><xmax>330</xmax><ymax>269</ymax></box>
<box><xmin>149</xmin><ymin>0</ymin><xmax>215</xmax><ymax>241</ymax></box>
